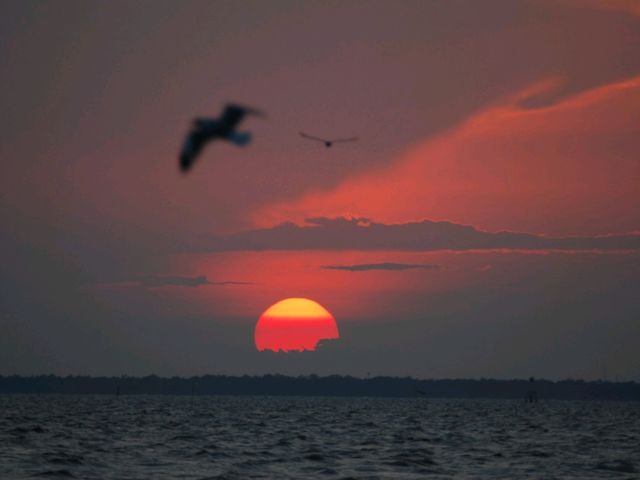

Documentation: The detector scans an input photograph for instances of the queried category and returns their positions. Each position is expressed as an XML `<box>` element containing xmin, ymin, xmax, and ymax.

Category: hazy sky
<box><xmin>1</xmin><ymin>0</ymin><xmax>639</xmax><ymax>379</ymax></box>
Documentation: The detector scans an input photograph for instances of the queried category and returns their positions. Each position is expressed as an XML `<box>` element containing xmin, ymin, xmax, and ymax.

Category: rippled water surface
<box><xmin>1</xmin><ymin>395</ymin><xmax>639</xmax><ymax>479</ymax></box>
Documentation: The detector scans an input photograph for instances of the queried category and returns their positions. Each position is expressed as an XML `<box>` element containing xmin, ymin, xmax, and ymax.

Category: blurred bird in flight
<box><xmin>179</xmin><ymin>104</ymin><xmax>264</xmax><ymax>173</ymax></box>
<box><xmin>299</xmin><ymin>132</ymin><xmax>358</xmax><ymax>148</ymax></box>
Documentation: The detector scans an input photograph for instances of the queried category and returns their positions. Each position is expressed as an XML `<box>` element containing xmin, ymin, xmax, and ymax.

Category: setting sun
<box><xmin>255</xmin><ymin>298</ymin><xmax>339</xmax><ymax>352</ymax></box>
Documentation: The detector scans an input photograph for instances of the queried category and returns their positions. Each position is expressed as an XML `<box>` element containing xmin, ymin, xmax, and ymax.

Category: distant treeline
<box><xmin>1</xmin><ymin>375</ymin><xmax>639</xmax><ymax>400</ymax></box>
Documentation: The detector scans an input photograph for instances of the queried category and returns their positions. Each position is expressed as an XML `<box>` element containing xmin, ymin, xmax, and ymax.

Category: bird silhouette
<box><xmin>179</xmin><ymin>104</ymin><xmax>264</xmax><ymax>173</ymax></box>
<box><xmin>299</xmin><ymin>132</ymin><xmax>358</xmax><ymax>148</ymax></box>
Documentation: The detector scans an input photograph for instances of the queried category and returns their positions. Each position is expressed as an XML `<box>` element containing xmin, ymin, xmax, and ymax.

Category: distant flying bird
<box><xmin>299</xmin><ymin>132</ymin><xmax>358</xmax><ymax>148</ymax></box>
<box><xmin>179</xmin><ymin>103</ymin><xmax>264</xmax><ymax>173</ymax></box>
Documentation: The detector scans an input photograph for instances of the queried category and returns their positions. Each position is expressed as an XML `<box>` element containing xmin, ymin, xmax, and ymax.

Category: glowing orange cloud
<box><xmin>254</xmin><ymin>76</ymin><xmax>640</xmax><ymax>236</ymax></box>
<box><xmin>255</xmin><ymin>298</ymin><xmax>339</xmax><ymax>352</ymax></box>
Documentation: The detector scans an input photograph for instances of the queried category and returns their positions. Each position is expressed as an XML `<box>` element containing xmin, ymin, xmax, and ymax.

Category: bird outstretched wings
<box><xmin>299</xmin><ymin>132</ymin><xmax>358</xmax><ymax>145</ymax></box>
<box><xmin>178</xmin><ymin>103</ymin><xmax>264</xmax><ymax>173</ymax></box>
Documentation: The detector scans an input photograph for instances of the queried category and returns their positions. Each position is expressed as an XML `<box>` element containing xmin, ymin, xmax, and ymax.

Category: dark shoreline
<box><xmin>1</xmin><ymin>375</ymin><xmax>639</xmax><ymax>401</ymax></box>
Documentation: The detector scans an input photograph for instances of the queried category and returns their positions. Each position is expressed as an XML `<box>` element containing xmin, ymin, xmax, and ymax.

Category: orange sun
<box><xmin>255</xmin><ymin>298</ymin><xmax>339</xmax><ymax>352</ymax></box>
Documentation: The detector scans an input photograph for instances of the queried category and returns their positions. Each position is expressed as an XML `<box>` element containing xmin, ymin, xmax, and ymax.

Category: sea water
<box><xmin>1</xmin><ymin>395</ymin><xmax>638</xmax><ymax>479</ymax></box>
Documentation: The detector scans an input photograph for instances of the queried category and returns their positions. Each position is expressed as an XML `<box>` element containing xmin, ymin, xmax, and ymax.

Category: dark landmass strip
<box><xmin>1</xmin><ymin>375</ymin><xmax>639</xmax><ymax>400</ymax></box>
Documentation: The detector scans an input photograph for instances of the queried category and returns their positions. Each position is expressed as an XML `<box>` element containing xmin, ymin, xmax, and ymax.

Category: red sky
<box><xmin>256</xmin><ymin>76</ymin><xmax>640</xmax><ymax>236</ymax></box>
<box><xmin>1</xmin><ymin>0</ymin><xmax>639</xmax><ymax>379</ymax></box>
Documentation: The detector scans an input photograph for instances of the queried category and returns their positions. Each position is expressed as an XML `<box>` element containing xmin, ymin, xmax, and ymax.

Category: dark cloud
<box><xmin>187</xmin><ymin>217</ymin><xmax>640</xmax><ymax>253</ymax></box>
<box><xmin>321</xmin><ymin>262</ymin><xmax>440</xmax><ymax>272</ymax></box>
<box><xmin>109</xmin><ymin>275</ymin><xmax>253</xmax><ymax>288</ymax></box>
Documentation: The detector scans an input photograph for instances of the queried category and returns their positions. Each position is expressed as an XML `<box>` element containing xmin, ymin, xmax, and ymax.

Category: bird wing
<box><xmin>299</xmin><ymin>132</ymin><xmax>328</xmax><ymax>143</ymax></box>
<box><xmin>331</xmin><ymin>136</ymin><xmax>358</xmax><ymax>143</ymax></box>
<box><xmin>179</xmin><ymin>129</ymin><xmax>209</xmax><ymax>172</ymax></box>
<box><xmin>220</xmin><ymin>104</ymin><xmax>264</xmax><ymax>131</ymax></box>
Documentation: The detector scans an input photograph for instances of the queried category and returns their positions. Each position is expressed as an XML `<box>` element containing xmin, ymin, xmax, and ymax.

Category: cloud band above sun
<box><xmin>186</xmin><ymin>217</ymin><xmax>640</xmax><ymax>253</ymax></box>
<box><xmin>99</xmin><ymin>275</ymin><xmax>254</xmax><ymax>288</ymax></box>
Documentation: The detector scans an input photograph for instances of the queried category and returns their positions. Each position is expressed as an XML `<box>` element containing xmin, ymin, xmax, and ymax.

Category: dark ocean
<box><xmin>1</xmin><ymin>395</ymin><xmax>638</xmax><ymax>479</ymax></box>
